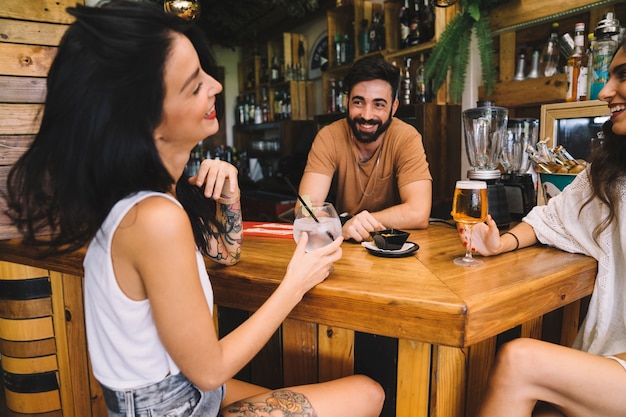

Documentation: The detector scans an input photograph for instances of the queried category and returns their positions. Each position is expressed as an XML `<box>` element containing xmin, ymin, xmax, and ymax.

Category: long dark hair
<box><xmin>5</xmin><ymin>0</ymin><xmax>224</xmax><ymax>255</ymax></box>
<box><xmin>583</xmin><ymin>40</ymin><xmax>626</xmax><ymax>239</ymax></box>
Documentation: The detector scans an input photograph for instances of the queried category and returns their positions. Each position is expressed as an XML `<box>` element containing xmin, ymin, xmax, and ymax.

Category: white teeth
<box><xmin>611</xmin><ymin>104</ymin><xmax>626</xmax><ymax>113</ymax></box>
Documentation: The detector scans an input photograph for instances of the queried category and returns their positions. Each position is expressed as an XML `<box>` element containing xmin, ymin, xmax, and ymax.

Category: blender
<box><xmin>501</xmin><ymin>118</ymin><xmax>539</xmax><ymax>220</ymax></box>
<box><xmin>462</xmin><ymin>105</ymin><xmax>511</xmax><ymax>228</ymax></box>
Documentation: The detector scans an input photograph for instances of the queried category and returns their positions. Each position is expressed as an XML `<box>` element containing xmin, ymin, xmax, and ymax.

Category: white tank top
<box><xmin>84</xmin><ymin>191</ymin><xmax>214</xmax><ymax>389</ymax></box>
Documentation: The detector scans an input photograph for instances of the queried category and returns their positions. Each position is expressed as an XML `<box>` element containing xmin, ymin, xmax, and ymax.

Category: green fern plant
<box><xmin>424</xmin><ymin>0</ymin><xmax>512</xmax><ymax>104</ymax></box>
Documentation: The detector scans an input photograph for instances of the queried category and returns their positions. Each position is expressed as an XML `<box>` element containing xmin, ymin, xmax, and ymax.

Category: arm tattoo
<box><xmin>205</xmin><ymin>201</ymin><xmax>242</xmax><ymax>264</ymax></box>
<box><xmin>220</xmin><ymin>390</ymin><xmax>318</xmax><ymax>417</ymax></box>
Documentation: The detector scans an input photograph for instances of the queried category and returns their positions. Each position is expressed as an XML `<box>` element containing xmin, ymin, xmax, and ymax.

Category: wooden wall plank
<box><xmin>0</xmin><ymin>76</ymin><xmax>47</xmax><ymax>103</ymax></box>
<box><xmin>0</xmin><ymin>135</ymin><xmax>34</xmax><ymax>165</ymax></box>
<box><xmin>0</xmin><ymin>104</ymin><xmax>43</xmax><ymax>135</ymax></box>
<box><xmin>0</xmin><ymin>43</ymin><xmax>58</xmax><ymax>77</ymax></box>
<box><xmin>0</xmin><ymin>0</ymin><xmax>78</xmax><ymax>24</ymax></box>
<box><xmin>0</xmin><ymin>18</ymin><xmax>69</xmax><ymax>46</ymax></box>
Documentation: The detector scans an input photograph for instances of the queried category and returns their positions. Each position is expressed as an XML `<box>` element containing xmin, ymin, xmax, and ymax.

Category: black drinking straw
<box><xmin>284</xmin><ymin>177</ymin><xmax>335</xmax><ymax>241</ymax></box>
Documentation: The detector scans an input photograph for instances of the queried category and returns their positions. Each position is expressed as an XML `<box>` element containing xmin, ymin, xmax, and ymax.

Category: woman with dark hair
<box><xmin>4</xmin><ymin>1</ymin><xmax>384</xmax><ymax>416</ymax></box>
<box><xmin>456</xmin><ymin>38</ymin><xmax>626</xmax><ymax>417</ymax></box>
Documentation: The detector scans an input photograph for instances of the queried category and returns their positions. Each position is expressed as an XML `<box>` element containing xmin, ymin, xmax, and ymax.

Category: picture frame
<box><xmin>540</xmin><ymin>100</ymin><xmax>610</xmax><ymax>160</ymax></box>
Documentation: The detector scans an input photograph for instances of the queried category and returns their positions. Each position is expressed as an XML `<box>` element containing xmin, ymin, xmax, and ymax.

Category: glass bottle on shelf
<box><xmin>328</xmin><ymin>78</ymin><xmax>337</xmax><ymax>113</ymax></box>
<box><xmin>368</xmin><ymin>13</ymin><xmax>384</xmax><ymax>52</ymax></box>
<box><xmin>235</xmin><ymin>94</ymin><xmax>245</xmax><ymax>126</ymax></box>
<box><xmin>589</xmin><ymin>12</ymin><xmax>620</xmax><ymax>100</ymax></box>
<box><xmin>526</xmin><ymin>49</ymin><xmax>541</xmax><ymax>79</ymax></box>
<box><xmin>414</xmin><ymin>53</ymin><xmax>428</xmax><ymax>103</ymax></box>
<box><xmin>261</xmin><ymin>87</ymin><xmax>270</xmax><ymax>123</ymax></box>
<box><xmin>344</xmin><ymin>32</ymin><xmax>354</xmax><ymax>64</ymax></box>
<box><xmin>565</xmin><ymin>23</ymin><xmax>586</xmax><ymax>102</ymax></box>
<box><xmin>243</xmin><ymin>94</ymin><xmax>250</xmax><ymax>125</ymax></box>
<box><xmin>407</xmin><ymin>1</ymin><xmax>420</xmax><ymax>47</ymax></box>
<box><xmin>539</xmin><ymin>22</ymin><xmax>560</xmax><ymax>77</ymax></box>
<box><xmin>336</xmin><ymin>80</ymin><xmax>346</xmax><ymax>113</ymax></box>
<box><xmin>513</xmin><ymin>49</ymin><xmax>526</xmax><ymax>81</ymax></box>
<box><xmin>271</xmin><ymin>55</ymin><xmax>281</xmax><ymax>83</ymax></box>
<box><xmin>418</xmin><ymin>0</ymin><xmax>435</xmax><ymax>43</ymax></box>
<box><xmin>401</xmin><ymin>57</ymin><xmax>412</xmax><ymax>105</ymax></box>
<box><xmin>335</xmin><ymin>33</ymin><xmax>344</xmax><ymax>66</ymax></box>
<box><xmin>399</xmin><ymin>0</ymin><xmax>410</xmax><ymax>49</ymax></box>
<box><xmin>274</xmin><ymin>89</ymin><xmax>283</xmax><ymax>121</ymax></box>
<box><xmin>359</xmin><ymin>19</ymin><xmax>370</xmax><ymax>55</ymax></box>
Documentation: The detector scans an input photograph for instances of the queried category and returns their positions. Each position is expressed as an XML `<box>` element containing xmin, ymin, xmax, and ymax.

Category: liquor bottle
<box><xmin>399</xmin><ymin>0</ymin><xmax>411</xmax><ymax>48</ymax></box>
<box><xmin>418</xmin><ymin>0</ymin><xmax>435</xmax><ymax>43</ymax></box>
<box><xmin>589</xmin><ymin>12</ymin><xmax>620</xmax><ymax>100</ymax></box>
<box><xmin>271</xmin><ymin>55</ymin><xmax>281</xmax><ymax>83</ymax></box>
<box><xmin>344</xmin><ymin>33</ymin><xmax>355</xmax><ymax>64</ymax></box>
<box><xmin>336</xmin><ymin>80</ymin><xmax>346</xmax><ymax>113</ymax></box>
<box><xmin>586</xmin><ymin>33</ymin><xmax>595</xmax><ymax>100</ymax></box>
<box><xmin>539</xmin><ymin>22</ymin><xmax>560</xmax><ymax>77</ymax></box>
<box><xmin>414</xmin><ymin>53</ymin><xmax>428</xmax><ymax>103</ymax></box>
<box><xmin>401</xmin><ymin>58</ymin><xmax>412</xmax><ymax>105</ymax></box>
<box><xmin>298</xmin><ymin>39</ymin><xmax>306</xmax><ymax>79</ymax></box>
<box><xmin>368</xmin><ymin>13</ymin><xmax>384</xmax><ymax>51</ymax></box>
<box><xmin>261</xmin><ymin>87</ymin><xmax>270</xmax><ymax>123</ymax></box>
<box><xmin>235</xmin><ymin>94</ymin><xmax>245</xmax><ymax>126</ymax></box>
<box><xmin>335</xmin><ymin>33</ymin><xmax>343</xmax><ymax>66</ymax></box>
<box><xmin>274</xmin><ymin>90</ymin><xmax>283</xmax><ymax>120</ymax></box>
<box><xmin>526</xmin><ymin>49</ymin><xmax>540</xmax><ymax>78</ymax></box>
<box><xmin>328</xmin><ymin>78</ymin><xmax>337</xmax><ymax>113</ymax></box>
<box><xmin>513</xmin><ymin>49</ymin><xmax>526</xmax><ymax>81</ymax></box>
<box><xmin>565</xmin><ymin>23</ymin><xmax>586</xmax><ymax>102</ymax></box>
<box><xmin>359</xmin><ymin>19</ymin><xmax>370</xmax><ymax>55</ymax></box>
<box><xmin>243</xmin><ymin>94</ymin><xmax>250</xmax><ymax>125</ymax></box>
<box><xmin>407</xmin><ymin>2</ymin><xmax>420</xmax><ymax>46</ymax></box>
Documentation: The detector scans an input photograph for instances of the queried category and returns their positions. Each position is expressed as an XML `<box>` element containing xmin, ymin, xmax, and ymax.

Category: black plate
<box><xmin>361</xmin><ymin>241</ymin><xmax>419</xmax><ymax>258</ymax></box>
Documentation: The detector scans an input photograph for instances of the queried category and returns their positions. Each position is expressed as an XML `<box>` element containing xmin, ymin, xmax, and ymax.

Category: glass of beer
<box><xmin>452</xmin><ymin>180</ymin><xmax>488</xmax><ymax>266</ymax></box>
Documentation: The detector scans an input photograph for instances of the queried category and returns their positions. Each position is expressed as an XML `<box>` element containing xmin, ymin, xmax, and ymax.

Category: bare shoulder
<box><xmin>118</xmin><ymin>195</ymin><xmax>193</xmax><ymax>245</ymax></box>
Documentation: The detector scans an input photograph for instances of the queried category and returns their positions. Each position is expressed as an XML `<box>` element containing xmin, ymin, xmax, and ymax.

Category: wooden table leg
<box><xmin>396</xmin><ymin>339</ymin><xmax>431</xmax><ymax>417</ymax></box>
<box><xmin>465</xmin><ymin>337</ymin><xmax>496</xmax><ymax>417</ymax></box>
<box><xmin>317</xmin><ymin>325</ymin><xmax>354</xmax><ymax>382</ymax></box>
<box><xmin>431</xmin><ymin>345</ymin><xmax>467</xmax><ymax>417</ymax></box>
<box><xmin>282</xmin><ymin>319</ymin><xmax>318</xmax><ymax>386</ymax></box>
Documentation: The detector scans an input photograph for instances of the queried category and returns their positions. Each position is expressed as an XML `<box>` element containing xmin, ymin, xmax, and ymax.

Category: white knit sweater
<box><xmin>524</xmin><ymin>168</ymin><xmax>626</xmax><ymax>370</ymax></box>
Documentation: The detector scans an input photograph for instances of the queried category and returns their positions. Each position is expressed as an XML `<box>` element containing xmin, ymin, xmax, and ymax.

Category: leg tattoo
<box><xmin>220</xmin><ymin>390</ymin><xmax>318</xmax><ymax>417</ymax></box>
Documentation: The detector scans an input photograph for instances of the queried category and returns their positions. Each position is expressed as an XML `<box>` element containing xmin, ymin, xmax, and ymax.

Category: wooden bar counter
<box><xmin>0</xmin><ymin>221</ymin><xmax>597</xmax><ymax>417</ymax></box>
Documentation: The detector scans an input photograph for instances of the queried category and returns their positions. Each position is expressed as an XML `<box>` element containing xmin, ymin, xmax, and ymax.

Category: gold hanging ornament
<box><xmin>164</xmin><ymin>0</ymin><xmax>201</xmax><ymax>21</ymax></box>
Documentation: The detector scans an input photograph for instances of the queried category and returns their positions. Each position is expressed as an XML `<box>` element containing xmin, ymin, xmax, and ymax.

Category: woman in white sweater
<box><xmin>459</xmin><ymin>39</ymin><xmax>626</xmax><ymax>417</ymax></box>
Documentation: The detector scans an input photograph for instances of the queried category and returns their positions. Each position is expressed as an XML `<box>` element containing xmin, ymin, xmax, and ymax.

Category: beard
<box><xmin>347</xmin><ymin>113</ymin><xmax>393</xmax><ymax>144</ymax></box>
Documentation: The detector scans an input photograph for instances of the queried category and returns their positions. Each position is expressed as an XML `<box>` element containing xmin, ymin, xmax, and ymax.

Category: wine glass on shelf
<box><xmin>452</xmin><ymin>180</ymin><xmax>488</xmax><ymax>267</ymax></box>
<box><xmin>293</xmin><ymin>202</ymin><xmax>342</xmax><ymax>253</ymax></box>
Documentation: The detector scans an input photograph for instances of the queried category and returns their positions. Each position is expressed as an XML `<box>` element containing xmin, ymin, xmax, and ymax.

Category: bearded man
<box><xmin>298</xmin><ymin>56</ymin><xmax>433</xmax><ymax>242</ymax></box>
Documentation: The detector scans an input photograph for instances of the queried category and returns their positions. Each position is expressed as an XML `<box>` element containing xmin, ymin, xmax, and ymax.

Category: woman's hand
<box><xmin>282</xmin><ymin>233</ymin><xmax>344</xmax><ymax>299</ymax></box>
<box><xmin>188</xmin><ymin>159</ymin><xmax>239</xmax><ymax>202</ymax></box>
<box><xmin>457</xmin><ymin>215</ymin><xmax>502</xmax><ymax>256</ymax></box>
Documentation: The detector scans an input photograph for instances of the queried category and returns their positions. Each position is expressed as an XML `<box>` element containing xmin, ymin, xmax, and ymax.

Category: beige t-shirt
<box><xmin>304</xmin><ymin>118</ymin><xmax>431</xmax><ymax>215</ymax></box>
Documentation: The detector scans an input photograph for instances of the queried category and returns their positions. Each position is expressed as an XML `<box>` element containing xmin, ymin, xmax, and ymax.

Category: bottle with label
<box><xmin>399</xmin><ymin>0</ymin><xmax>410</xmax><ymax>48</ymax></box>
<box><xmin>336</xmin><ymin>80</ymin><xmax>346</xmax><ymax>113</ymax></box>
<box><xmin>414</xmin><ymin>53</ymin><xmax>428</xmax><ymax>103</ymax></box>
<box><xmin>335</xmin><ymin>33</ymin><xmax>344</xmax><ymax>66</ymax></box>
<box><xmin>271</xmin><ymin>55</ymin><xmax>281</xmax><ymax>83</ymax></box>
<box><xmin>407</xmin><ymin>1</ymin><xmax>420</xmax><ymax>46</ymax></box>
<box><xmin>565</xmin><ymin>23</ymin><xmax>586</xmax><ymax>102</ymax></box>
<box><xmin>539</xmin><ymin>22</ymin><xmax>560</xmax><ymax>77</ymax></box>
<box><xmin>418</xmin><ymin>0</ymin><xmax>435</xmax><ymax>43</ymax></box>
<box><xmin>368</xmin><ymin>13</ymin><xmax>384</xmax><ymax>51</ymax></box>
<box><xmin>401</xmin><ymin>57</ymin><xmax>412</xmax><ymax>105</ymax></box>
<box><xmin>589</xmin><ymin>12</ymin><xmax>620</xmax><ymax>100</ymax></box>
<box><xmin>359</xmin><ymin>19</ymin><xmax>370</xmax><ymax>55</ymax></box>
<box><xmin>328</xmin><ymin>78</ymin><xmax>337</xmax><ymax>113</ymax></box>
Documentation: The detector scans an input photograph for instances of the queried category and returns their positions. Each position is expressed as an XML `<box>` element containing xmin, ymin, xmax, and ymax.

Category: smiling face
<box><xmin>598</xmin><ymin>45</ymin><xmax>626</xmax><ymax>136</ymax></box>
<box><xmin>154</xmin><ymin>33</ymin><xmax>222</xmax><ymax>149</ymax></box>
<box><xmin>346</xmin><ymin>79</ymin><xmax>399</xmax><ymax>144</ymax></box>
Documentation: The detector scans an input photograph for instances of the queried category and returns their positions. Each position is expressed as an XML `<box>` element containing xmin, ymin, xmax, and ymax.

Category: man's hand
<box><xmin>342</xmin><ymin>210</ymin><xmax>385</xmax><ymax>242</ymax></box>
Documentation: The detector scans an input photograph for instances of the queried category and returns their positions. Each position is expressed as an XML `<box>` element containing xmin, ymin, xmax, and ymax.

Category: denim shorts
<box><xmin>100</xmin><ymin>373</ymin><xmax>225</xmax><ymax>417</ymax></box>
